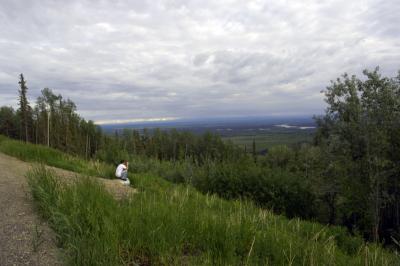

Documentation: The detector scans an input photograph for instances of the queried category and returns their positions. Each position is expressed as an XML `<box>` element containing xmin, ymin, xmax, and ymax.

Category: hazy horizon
<box><xmin>95</xmin><ymin>113</ymin><xmax>317</xmax><ymax>125</ymax></box>
<box><xmin>1</xmin><ymin>0</ymin><xmax>399</xmax><ymax>124</ymax></box>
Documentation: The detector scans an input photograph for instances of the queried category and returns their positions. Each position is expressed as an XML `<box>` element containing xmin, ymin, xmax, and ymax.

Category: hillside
<box><xmin>0</xmin><ymin>151</ymin><xmax>135</xmax><ymax>265</ymax></box>
<box><xmin>0</xmin><ymin>136</ymin><xmax>398</xmax><ymax>265</ymax></box>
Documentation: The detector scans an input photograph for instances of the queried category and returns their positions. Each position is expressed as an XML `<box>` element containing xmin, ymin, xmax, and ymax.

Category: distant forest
<box><xmin>1</xmin><ymin>68</ymin><xmax>399</xmax><ymax>247</ymax></box>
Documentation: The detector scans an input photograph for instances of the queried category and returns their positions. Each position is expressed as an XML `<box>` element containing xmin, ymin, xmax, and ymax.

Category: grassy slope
<box><xmin>0</xmin><ymin>136</ymin><xmax>114</xmax><ymax>178</ymax></box>
<box><xmin>1</xmin><ymin>135</ymin><xmax>398</xmax><ymax>265</ymax></box>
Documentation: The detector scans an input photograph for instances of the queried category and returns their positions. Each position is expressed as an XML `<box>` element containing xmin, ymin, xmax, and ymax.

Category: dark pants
<box><xmin>121</xmin><ymin>170</ymin><xmax>128</xmax><ymax>181</ymax></box>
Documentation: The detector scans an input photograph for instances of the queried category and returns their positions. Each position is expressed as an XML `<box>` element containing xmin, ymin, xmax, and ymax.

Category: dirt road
<box><xmin>0</xmin><ymin>152</ymin><xmax>134</xmax><ymax>265</ymax></box>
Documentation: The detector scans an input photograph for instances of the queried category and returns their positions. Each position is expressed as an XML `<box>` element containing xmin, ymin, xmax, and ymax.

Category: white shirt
<box><xmin>115</xmin><ymin>163</ymin><xmax>127</xmax><ymax>178</ymax></box>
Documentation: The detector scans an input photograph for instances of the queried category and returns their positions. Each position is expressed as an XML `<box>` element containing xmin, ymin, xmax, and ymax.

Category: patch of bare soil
<box><xmin>45</xmin><ymin>164</ymin><xmax>137</xmax><ymax>201</ymax></box>
<box><xmin>0</xmin><ymin>152</ymin><xmax>136</xmax><ymax>265</ymax></box>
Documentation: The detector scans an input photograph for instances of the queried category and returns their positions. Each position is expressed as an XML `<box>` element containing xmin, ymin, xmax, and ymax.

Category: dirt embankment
<box><xmin>0</xmin><ymin>152</ymin><xmax>134</xmax><ymax>265</ymax></box>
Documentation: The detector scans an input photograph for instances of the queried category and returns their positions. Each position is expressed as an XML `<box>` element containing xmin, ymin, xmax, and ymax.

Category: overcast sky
<box><xmin>0</xmin><ymin>0</ymin><xmax>399</xmax><ymax>124</ymax></box>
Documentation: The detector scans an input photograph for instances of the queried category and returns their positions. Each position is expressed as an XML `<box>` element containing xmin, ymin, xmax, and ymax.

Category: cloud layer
<box><xmin>0</xmin><ymin>0</ymin><xmax>399</xmax><ymax>123</ymax></box>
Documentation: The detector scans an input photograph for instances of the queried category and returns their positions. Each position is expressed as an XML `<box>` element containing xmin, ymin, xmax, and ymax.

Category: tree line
<box><xmin>1</xmin><ymin>69</ymin><xmax>399</xmax><ymax>246</ymax></box>
<box><xmin>0</xmin><ymin>74</ymin><xmax>241</xmax><ymax>163</ymax></box>
<box><xmin>0</xmin><ymin>74</ymin><xmax>102</xmax><ymax>158</ymax></box>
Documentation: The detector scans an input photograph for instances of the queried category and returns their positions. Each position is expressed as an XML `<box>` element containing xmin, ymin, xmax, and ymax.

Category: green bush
<box><xmin>191</xmin><ymin>159</ymin><xmax>316</xmax><ymax>219</ymax></box>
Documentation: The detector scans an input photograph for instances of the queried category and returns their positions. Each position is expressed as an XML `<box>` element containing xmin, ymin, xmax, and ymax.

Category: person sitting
<box><xmin>115</xmin><ymin>160</ymin><xmax>130</xmax><ymax>185</ymax></box>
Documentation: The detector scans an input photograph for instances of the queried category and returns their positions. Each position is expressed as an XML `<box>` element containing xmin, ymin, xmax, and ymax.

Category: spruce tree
<box><xmin>252</xmin><ymin>138</ymin><xmax>257</xmax><ymax>162</ymax></box>
<box><xmin>18</xmin><ymin>73</ymin><xmax>31</xmax><ymax>142</ymax></box>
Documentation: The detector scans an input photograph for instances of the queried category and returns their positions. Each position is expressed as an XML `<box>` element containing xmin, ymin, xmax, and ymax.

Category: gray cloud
<box><xmin>0</xmin><ymin>0</ymin><xmax>399</xmax><ymax>123</ymax></box>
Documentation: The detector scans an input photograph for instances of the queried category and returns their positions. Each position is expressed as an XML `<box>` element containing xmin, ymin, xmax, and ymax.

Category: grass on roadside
<box><xmin>0</xmin><ymin>136</ymin><xmax>114</xmax><ymax>178</ymax></box>
<box><xmin>27</xmin><ymin>166</ymin><xmax>399</xmax><ymax>266</ymax></box>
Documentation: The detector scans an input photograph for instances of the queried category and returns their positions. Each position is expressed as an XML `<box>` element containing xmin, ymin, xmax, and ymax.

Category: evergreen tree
<box><xmin>18</xmin><ymin>74</ymin><xmax>31</xmax><ymax>142</ymax></box>
<box><xmin>252</xmin><ymin>138</ymin><xmax>257</xmax><ymax>162</ymax></box>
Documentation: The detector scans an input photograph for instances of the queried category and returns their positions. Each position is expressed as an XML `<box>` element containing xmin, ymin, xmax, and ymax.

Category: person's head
<box><xmin>121</xmin><ymin>159</ymin><xmax>128</xmax><ymax>166</ymax></box>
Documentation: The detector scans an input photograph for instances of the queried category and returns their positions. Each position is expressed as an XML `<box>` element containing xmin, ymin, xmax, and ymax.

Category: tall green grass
<box><xmin>0</xmin><ymin>136</ymin><xmax>114</xmax><ymax>178</ymax></box>
<box><xmin>27</xmin><ymin>167</ymin><xmax>399</xmax><ymax>265</ymax></box>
